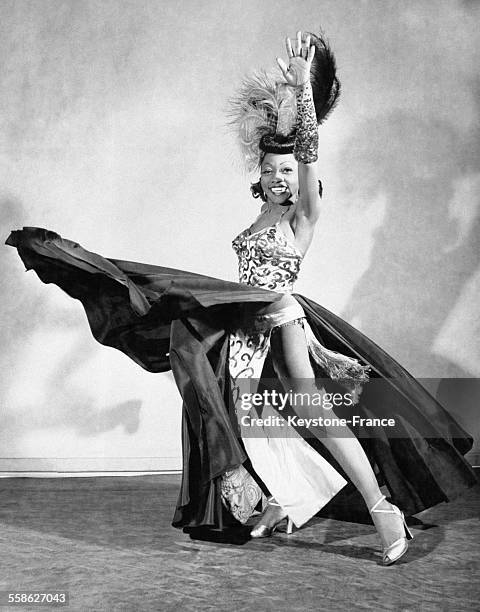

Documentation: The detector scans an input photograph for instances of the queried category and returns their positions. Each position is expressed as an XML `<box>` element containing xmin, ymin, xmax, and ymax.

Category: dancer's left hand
<box><xmin>277</xmin><ymin>31</ymin><xmax>315</xmax><ymax>87</ymax></box>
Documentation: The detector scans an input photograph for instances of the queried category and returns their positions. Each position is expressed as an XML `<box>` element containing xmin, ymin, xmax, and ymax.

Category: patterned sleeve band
<box><xmin>293</xmin><ymin>80</ymin><xmax>319</xmax><ymax>164</ymax></box>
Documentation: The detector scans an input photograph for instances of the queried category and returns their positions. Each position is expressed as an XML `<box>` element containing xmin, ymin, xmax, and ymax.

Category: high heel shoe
<box><xmin>369</xmin><ymin>495</ymin><xmax>413</xmax><ymax>566</ymax></box>
<box><xmin>250</xmin><ymin>497</ymin><xmax>294</xmax><ymax>538</ymax></box>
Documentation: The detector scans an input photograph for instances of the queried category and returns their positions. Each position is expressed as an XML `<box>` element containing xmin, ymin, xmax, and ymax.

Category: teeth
<box><xmin>271</xmin><ymin>187</ymin><xmax>286</xmax><ymax>194</ymax></box>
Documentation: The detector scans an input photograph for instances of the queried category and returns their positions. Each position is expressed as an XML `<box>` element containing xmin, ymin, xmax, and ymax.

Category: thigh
<box><xmin>270</xmin><ymin>321</ymin><xmax>316</xmax><ymax>383</ymax></box>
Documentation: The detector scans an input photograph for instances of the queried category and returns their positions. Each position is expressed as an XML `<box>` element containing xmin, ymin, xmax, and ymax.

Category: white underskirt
<box><xmin>228</xmin><ymin>299</ymin><xmax>348</xmax><ymax>527</ymax></box>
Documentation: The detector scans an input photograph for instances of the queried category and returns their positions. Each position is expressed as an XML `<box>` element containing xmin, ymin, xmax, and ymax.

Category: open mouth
<box><xmin>270</xmin><ymin>186</ymin><xmax>288</xmax><ymax>195</ymax></box>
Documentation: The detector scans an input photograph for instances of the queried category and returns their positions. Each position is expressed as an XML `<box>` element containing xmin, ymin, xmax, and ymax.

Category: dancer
<box><xmin>226</xmin><ymin>31</ymin><xmax>413</xmax><ymax>564</ymax></box>
<box><xmin>6</xmin><ymin>31</ymin><xmax>476</xmax><ymax>566</ymax></box>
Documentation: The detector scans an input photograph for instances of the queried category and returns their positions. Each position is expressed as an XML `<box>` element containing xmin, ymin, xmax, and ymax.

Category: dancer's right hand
<box><xmin>276</xmin><ymin>31</ymin><xmax>315</xmax><ymax>87</ymax></box>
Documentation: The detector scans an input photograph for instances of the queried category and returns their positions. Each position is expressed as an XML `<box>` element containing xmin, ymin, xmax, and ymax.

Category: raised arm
<box><xmin>277</xmin><ymin>32</ymin><xmax>322</xmax><ymax>227</ymax></box>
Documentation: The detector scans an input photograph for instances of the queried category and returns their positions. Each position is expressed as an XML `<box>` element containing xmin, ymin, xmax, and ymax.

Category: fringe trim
<box><xmin>304</xmin><ymin>323</ymin><xmax>371</xmax><ymax>404</ymax></box>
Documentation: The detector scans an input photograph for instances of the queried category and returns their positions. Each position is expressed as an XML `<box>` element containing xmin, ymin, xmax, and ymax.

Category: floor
<box><xmin>0</xmin><ymin>475</ymin><xmax>478</xmax><ymax>611</ymax></box>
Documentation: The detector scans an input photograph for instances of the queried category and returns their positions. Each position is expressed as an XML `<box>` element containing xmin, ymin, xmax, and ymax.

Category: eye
<box><xmin>261</xmin><ymin>168</ymin><xmax>272</xmax><ymax>175</ymax></box>
<box><xmin>281</xmin><ymin>167</ymin><xmax>293</xmax><ymax>173</ymax></box>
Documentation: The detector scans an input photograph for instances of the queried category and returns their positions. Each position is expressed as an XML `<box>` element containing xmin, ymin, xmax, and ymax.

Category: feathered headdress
<box><xmin>229</xmin><ymin>32</ymin><xmax>340</xmax><ymax>172</ymax></box>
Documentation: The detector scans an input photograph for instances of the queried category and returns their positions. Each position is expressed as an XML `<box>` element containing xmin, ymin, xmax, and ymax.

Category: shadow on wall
<box><xmin>36</xmin><ymin>333</ymin><xmax>143</xmax><ymax>438</ymax></box>
<box><xmin>74</xmin><ymin>400</ymin><xmax>142</xmax><ymax>436</ymax></box>
<box><xmin>338</xmin><ymin>88</ymin><xmax>480</xmax><ymax>454</ymax></box>
<box><xmin>1</xmin><ymin>198</ymin><xmax>142</xmax><ymax>449</ymax></box>
<box><xmin>340</xmin><ymin>106</ymin><xmax>480</xmax><ymax>379</ymax></box>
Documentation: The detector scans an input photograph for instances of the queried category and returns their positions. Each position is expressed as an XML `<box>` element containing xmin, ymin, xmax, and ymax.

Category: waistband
<box><xmin>239</xmin><ymin>301</ymin><xmax>306</xmax><ymax>333</ymax></box>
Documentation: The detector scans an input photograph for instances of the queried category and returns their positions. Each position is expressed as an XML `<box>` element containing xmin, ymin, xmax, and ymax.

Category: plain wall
<box><xmin>1</xmin><ymin>0</ymin><xmax>479</xmax><ymax>471</ymax></box>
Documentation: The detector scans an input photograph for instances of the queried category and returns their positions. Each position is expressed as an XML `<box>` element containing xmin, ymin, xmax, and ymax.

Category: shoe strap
<box><xmin>369</xmin><ymin>494</ymin><xmax>387</xmax><ymax>513</ymax></box>
<box><xmin>370</xmin><ymin>496</ymin><xmax>402</xmax><ymax>517</ymax></box>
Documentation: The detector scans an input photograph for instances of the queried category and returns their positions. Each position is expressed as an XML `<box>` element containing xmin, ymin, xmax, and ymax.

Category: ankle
<box><xmin>369</xmin><ymin>494</ymin><xmax>394</xmax><ymax>514</ymax></box>
<box><xmin>257</xmin><ymin>503</ymin><xmax>286</xmax><ymax>526</ymax></box>
<box><xmin>370</xmin><ymin>503</ymin><xmax>405</xmax><ymax>545</ymax></box>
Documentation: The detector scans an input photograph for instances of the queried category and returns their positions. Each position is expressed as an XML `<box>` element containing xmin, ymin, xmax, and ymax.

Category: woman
<box><xmin>224</xmin><ymin>32</ymin><xmax>421</xmax><ymax>563</ymax></box>
<box><xmin>6</xmin><ymin>31</ymin><xmax>476</xmax><ymax>566</ymax></box>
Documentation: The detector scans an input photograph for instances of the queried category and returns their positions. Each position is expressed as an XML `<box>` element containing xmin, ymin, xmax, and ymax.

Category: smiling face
<box><xmin>260</xmin><ymin>153</ymin><xmax>299</xmax><ymax>205</ymax></box>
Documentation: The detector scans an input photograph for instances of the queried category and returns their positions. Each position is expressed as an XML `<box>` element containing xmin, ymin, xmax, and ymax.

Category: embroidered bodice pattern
<box><xmin>232</xmin><ymin>222</ymin><xmax>303</xmax><ymax>293</ymax></box>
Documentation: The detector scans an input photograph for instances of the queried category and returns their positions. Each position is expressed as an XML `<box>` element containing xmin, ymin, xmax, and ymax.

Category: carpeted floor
<box><xmin>0</xmin><ymin>475</ymin><xmax>478</xmax><ymax>612</ymax></box>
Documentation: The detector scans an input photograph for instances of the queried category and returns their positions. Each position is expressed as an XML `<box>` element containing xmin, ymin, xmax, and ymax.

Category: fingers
<box><xmin>276</xmin><ymin>57</ymin><xmax>289</xmax><ymax>77</ymax></box>
<box><xmin>285</xmin><ymin>31</ymin><xmax>314</xmax><ymax>59</ymax></box>
<box><xmin>304</xmin><ymin>34</ymin><xmax>311</xmax><ymax>58</ymax></box>
<box><xmin>296</xmin><ymin>31</ymin><xmax>302</xmax><ymax>56</ymax></box>
<box><xmin>285</xmin><ymin>36</ymin><xmax>294</xmax><ymax>58</ymax></box>
<box><xmin>307</xmin><ymin>42</ymin><xmax>315</xmax><ymax>63</ymax></box>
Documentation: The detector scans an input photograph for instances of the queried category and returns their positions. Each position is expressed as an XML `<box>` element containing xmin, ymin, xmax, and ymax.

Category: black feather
<box><xmin>307</xmin><ymin>31</ymin><xmax>341</xmax><ymax>124</ymax></box>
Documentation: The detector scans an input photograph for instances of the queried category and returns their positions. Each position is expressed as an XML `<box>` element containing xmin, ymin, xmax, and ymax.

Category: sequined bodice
<box><xmin>232</xmin><ymin>222</ymin><xmax>303</xmax><ymax>293</ymax></box>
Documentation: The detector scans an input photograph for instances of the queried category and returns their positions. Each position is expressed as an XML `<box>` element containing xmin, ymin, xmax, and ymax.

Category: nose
<box><xmin>271</xmin><ymin>169</ymin><xmax>284</xmax><ymax>182</ymax></box>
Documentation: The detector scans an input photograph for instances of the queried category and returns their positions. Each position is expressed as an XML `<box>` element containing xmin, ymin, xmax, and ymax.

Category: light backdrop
<box><xmin>1</xmin><ymin>0</ymin><xmax>479</xmax><ymax>472</ymax></box>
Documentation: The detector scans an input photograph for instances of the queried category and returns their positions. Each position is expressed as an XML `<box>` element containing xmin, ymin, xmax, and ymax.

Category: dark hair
<box><xmin>259</xmin><ymin>134</ymin><xmax>295</xmax><ymax>155</ymax></box>
<box><xmin>250</xmin><ymin>180</ymin><xmax>267</xmax><ymax>202</ymax></box>
<box><xmin>250</xmin><ymin>179</ymin><xmax>323</xmax><ymax>201</ymax></box>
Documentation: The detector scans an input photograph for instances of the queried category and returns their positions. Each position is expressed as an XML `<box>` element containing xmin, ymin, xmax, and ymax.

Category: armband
<box><xmin>293</xmin><ymin>81</ymin><xmax>319</xmax><ymax>164</ymax></box>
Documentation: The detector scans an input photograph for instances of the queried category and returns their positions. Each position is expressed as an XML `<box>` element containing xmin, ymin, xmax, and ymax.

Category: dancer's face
<box><xmin>260</xmin><ymin>153</ymin><xmax>299</xmax><ymax>205</ymax></box>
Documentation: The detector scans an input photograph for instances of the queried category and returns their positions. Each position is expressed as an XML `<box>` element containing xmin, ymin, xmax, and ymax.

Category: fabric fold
<box><xmin>5</xmin><ymin>226</ymin><xmax>477</xmax><ymax>528</ymax></box>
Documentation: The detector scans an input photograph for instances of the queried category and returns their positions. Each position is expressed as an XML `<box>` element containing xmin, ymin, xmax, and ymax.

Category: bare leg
<box><xmin>269</xmin><ymin>322</ymin><xmax>407</xmax><ymax>550</ymax></box>
<box><xmin>270</xmin><ymin>322</ymin><xmax>382</xmax><ymax>507</ymax></box>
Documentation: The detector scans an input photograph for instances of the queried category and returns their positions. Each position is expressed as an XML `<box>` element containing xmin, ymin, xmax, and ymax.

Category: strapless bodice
<box><xmin>232</xmin><ymin>222</ymin><xmax>303</xmax><ymax>293</ymax></box>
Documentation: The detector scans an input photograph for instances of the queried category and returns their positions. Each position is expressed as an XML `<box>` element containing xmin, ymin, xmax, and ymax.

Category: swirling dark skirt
<box><xmin>6</xmin><ymin>227</ymin><xmax>477</xmax><ymax>530</ymax></box>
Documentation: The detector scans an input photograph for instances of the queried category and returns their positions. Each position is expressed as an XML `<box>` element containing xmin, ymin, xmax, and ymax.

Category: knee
<box><xmin>287</xmin><ymin>383</ymin><xmax>328</xmax><ymax>420</ymax></box>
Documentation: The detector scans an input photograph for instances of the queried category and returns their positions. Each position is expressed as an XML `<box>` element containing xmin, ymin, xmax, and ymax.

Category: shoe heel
<box><xmin>402</xmin><ymin>514</ymin><xmax>413</xmax><ymax>540</ymax></box>
<box><xmin>286</xmin><ymin>517</ymin><xmax>294</xmax><ymax>535</ymax></box>
<box><xmin>370</xmin><ymin>496</ymin><xmax>413</xmax><ymax>565</ymax></box>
